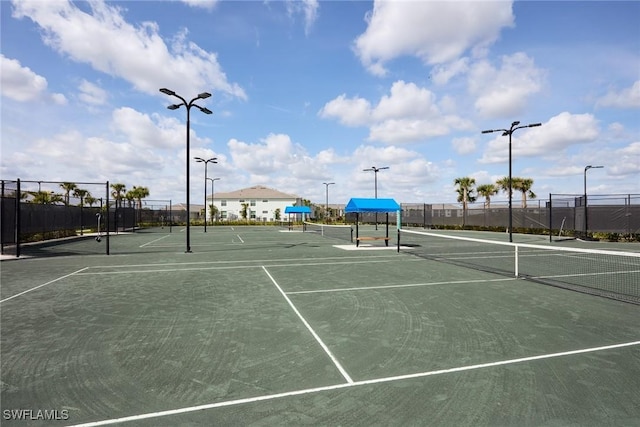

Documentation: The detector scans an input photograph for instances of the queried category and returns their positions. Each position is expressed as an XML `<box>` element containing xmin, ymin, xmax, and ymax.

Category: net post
<box><xmin>397</xmin><ymin>228</ymin><xmax>400</xmax><ymax>253</ymax></box>
<box><xmin>423</xmin><ymin>203</ymin><xmax>426</xmax><ymax>228</ymax></box>
<box><xmin>105</xmin><ymin>181</ymin><xmax>110</xmax><ymax>255</ymax></box>
<box><xmin>16</xmin><ymin>179</ymin><xmax>21</xmax><ymax>258</ymax></box>
<box><xmin>548</xmin><ymin>194</ymin><xmax>552</xmax><ymax>243</ymax></box>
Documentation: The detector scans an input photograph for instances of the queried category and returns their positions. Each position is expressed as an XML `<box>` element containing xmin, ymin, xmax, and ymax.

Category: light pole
<box><xmin>160</xmin><ymin>88</ymin><xmax>212</xmax><ymax>252</ymax></box>
<box><xmin>363</xmin><ymin>166</ymin><xmax>389</xmax><ymax>230</ymax></box>
<box><xmin>482</xmin><ymin>121</ymin><xmax>541</xmax><ymax>242</ymax></box>
<box><xmin>584</xmin><ymin>165</ymin><xmax>603</xmax><ymax>238</ymax></box>
<box><xmin>195</xmin><ymin>157</ymin><xmax>217</xmax><ymax>232</ymax></box>
<box><xmin>207</xmin><ymin>177</ymin><xmax>220</xmax><ymax>224</ymax></box>
<box><xmin>322</xmin><ymin>182</ymin><xmax>335</xmax><ymax>223</ymax></box>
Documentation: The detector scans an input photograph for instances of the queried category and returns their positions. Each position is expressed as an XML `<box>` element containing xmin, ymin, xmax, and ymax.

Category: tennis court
<box><xmin>1</xmin><ymin>226</ymin><xmax>639</xmax><ymax>426</ymax></box>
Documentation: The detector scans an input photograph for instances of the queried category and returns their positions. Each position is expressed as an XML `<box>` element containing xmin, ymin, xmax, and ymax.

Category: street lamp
<box><xmin>482</xmin><ymin>121</ymin><xmax>541</xmax><ymax>242</ymax></box>
<box><xmin>160</xmin><ymin>88</ymin><xmax>212</xmax><ymax>252</ymax></box>
<box><xmin>584</xmin><ymin>165</ymin><xmax>604</xmax><ymax>238</ymax></box>
<box><xmin>207</xmin><ymin>177</ymin><xmax>221</xmax><ymax>224</ymax></box>
<box><xmin>322</xmin><ymin>182</ymin><xmax>335</xmax><ymax>223</ymax></box>
<box><xmin>363</xmin><ymin>166</ymin><xmax>389</xmax><ymax>230</ymax></box>
<box><xmin>195</xmin><ymin>157</ymin><xmax>217</xmax><ymax>232</ymax></box>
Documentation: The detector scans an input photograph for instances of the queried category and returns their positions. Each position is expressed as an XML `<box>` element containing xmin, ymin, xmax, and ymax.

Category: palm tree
<box><xmin>124</xmin><ymin>191</ymin><xmax>135</xmax><ymax>208</ymax></box>
<box><xmin>131</xmin><ymin>186</ymin><xmax>150</xmax><ymax>212</ymax></box>
<box><xmin>454</xmin><ymin>177</ymin><xmax>476</xmax><ymax>211</ymax></box>
<box><xmin>496</xmin><ymin>177</ymin><xmax>512</xmax><ymax>200</ymax></box>
<box><xmin>240</xmin><ymin>203</ymin><xmax>249</xmax><ymax>221</ymax></box>
<box><xmin>110</xmin><ymin>183</ymin><xmax>126</xmax><ymax>208</ymax></box>
<box><xmin>60</xmin><ymin>182</ymin><xmax>77</xmax><ymax>206</ymax></box>
<box><xmin>73</xmin><ymin>188</ymin><xmax>90</xmax><ymax>207</ymax></box>
<box><xmin>476</xmin><ymin>184</ymin><xmax>499</xmax><ymax>209</ymax></box>
<box><xmin>512</xmin><ymin>177</ymin><xmax>536</xmax><ymax>208</ymax></box>
<box><xmin>209</xmin><ymin>203</ymin><xmax>219</xmax><ymax>222</ymax></box>
<box><xmin>85</xmin><ymin>195</ymin><xmax>98</xmax><ymax>207</ymax></box>
<box><xmin>30</xmin><ymin>191</ymin><xmax>64</xmax><ymax>205</ymax></box>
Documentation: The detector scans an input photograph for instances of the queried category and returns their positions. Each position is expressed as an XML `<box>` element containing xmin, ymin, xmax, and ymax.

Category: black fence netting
<box><xmin>397</xmin><ymin>194</ymin><xmax>639</xmax><ymax>240</ymax></box>
<box><xmin>11</xmin><ymin>180</ymin><xmax>110</xmax><ymax>257</ymax></box>
<box><xmin>1</xmin><ymin>180</ymin><xmax>19</xmax><ymax>256</ymax></box>
<box><xmin>1</xmin><ymin>180</ymin><xmax>178</xmax><ymax>257</ymax></box>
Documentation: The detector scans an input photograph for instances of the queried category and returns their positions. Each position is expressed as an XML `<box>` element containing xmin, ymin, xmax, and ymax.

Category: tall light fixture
<box><xmin>363</xmin><ymin>166</ymin><xmax>389</xmax><ymax>230</ymax></box>
<box><xmin>195</xmin><ymin>157</ymin><xmax>217</xmax><ymax>232</ymax></box>
<box><xmin>322</xmin><ymin>182</ymin><xmax>335</xmax><ymax>223</ymax></box>
<box><xmin>584</xmin><ymin>165</ymin><xmax>604</xmax><ymax>238</ymax></box>
<box><xmin>207</xmin><ymin>177</ymin><xmax>220</xmax><ymax>224</ymax></box>
<box><xmin>160</xmin><ymin>88</ymin><xmax>212</xmax><ymax>252</ymax></box>
<box><xmin>482</xmin><ymin>121</ymin><xmax>541</xmax><ymax>242</ymax></box>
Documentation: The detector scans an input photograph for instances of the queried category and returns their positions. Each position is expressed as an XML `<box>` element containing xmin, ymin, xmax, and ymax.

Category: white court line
<box><xmin>261</xmin><ymin>266</ymin><xmax>354</xmax><ymax>384</ymax></box>
<box><xmin>535</xmin><ymin>270</ymin><xmax>640</xmax><ymax>280</ymax></box>
<box><xmin>0</xmin><ymin>267</ymin><xmax>89</xmax><ymax>303</ymax></box>
<box><xmin>67</xmin><ymin>340</ymin><xmax>640</xmax><ymax>427</ymax></box>
<box><xmin>286</xmin><ymin>277</ymin><xmax>516</xmax><ymax>295</ymax></box>
<box><xmin>236</xmin><ymin>234</ymin><xmax>244</xmax><ymax>243</ymax></box>
<box><xmin>74</xmin><ymin>257</ymin><xmax>411</xmax><ymax>276</ymax></box>
<box><xmin>81</xmin><ymin>254</ymin><xmax>402</xmax><ymax>269</ymax></box>
<box><xmin>139</xmin><ymin>234</ymin><xmax>171</xmax><ymax>248</ymax></box>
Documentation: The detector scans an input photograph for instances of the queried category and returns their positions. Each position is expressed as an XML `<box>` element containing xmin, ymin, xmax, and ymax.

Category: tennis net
<box><xmin>303</xmin><ymin>222</ymin><xmax>353</xmax><ymax>242</ymax></box>
<box><xmin>398</xmin><ymin>228</ymin><xmax>640</xmax><ymax>304</ymax></box>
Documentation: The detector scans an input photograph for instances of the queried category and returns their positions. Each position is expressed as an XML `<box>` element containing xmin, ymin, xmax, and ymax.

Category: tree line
<box><xmin>22</xmin><ymin>182</ymin><xmax>150</xmax><ymax>211</ymax></box>
<box><xmin>454</xmin><ymin>176</ymin><xmax>536</xmax><ymax>210</ymax></box>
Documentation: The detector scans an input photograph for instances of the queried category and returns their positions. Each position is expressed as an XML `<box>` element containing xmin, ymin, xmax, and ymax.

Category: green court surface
<box><xmin>1</xmin><ymin>226</ymin><xmax>639</xmax><ymax>426</ymax></box>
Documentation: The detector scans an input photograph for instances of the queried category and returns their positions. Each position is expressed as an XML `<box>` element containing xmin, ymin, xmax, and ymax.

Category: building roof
<box><xmin>172</xmin><ymin>203</ymin><xmax>204</xmax><ymax>212</ymax></box>
<box><xmin>212</xmin><ymin>185</ymin><xmax>298</xmax><ymax>200</ymax></box>
<box><xmin>345</xmin><ymin>198</ymin><xmax>401</xmax><ymax>213</ymax></box>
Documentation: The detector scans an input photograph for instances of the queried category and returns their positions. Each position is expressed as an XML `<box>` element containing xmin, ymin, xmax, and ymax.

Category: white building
<box><xmin>208</xmin><ymin>185</ymin><xmax>301</xmax><ymax>222</ymax></box>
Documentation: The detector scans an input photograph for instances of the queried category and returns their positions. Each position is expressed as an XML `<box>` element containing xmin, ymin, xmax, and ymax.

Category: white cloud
<box><xmin>0</xmin><ymin>55</ymin><xmax>67</xmax><ymax>104</ymax></box>
<box><xmin>228</xmin><ymin>133</ymin><xmax>331</xmax><ymax>180</ymax></box>
<box><xmin>111</xmin><ymin>107</ymin><xmax>192</xmax><ymax>150</ymax></box>
<box><xmin>479</xmin><ymin>112</ymin><xmax>600</xmax><ymax>164</ymax></box>
<box><xmin>431</xmin><ymin>58</ymin><xmax>470</xmax><ymax>85</ymax></box>
<box><xmin>350</xmin><ymin>145</ymin><xmax>440</xmax><ymax>200</ymax></box>
<box><xmin>78</xmin><ymin>79</ymin><xmax>107</xmax><ymax>106</ymax></box>
<box><xmin>372</xmin><ymin>81</ymin><xmax>439</xmax><ymax>121</ymax></box>
<box><xmin>607</xmin><ymin>142</ymin><xmax>640</xmax><ymax>176</ymax></box>
<box><xmin>26</xmin><ymin>130</ymin><xmax>164</xmax><ymax>179</ymax></box>
<box><xmin>12</xmin><ymin>0</ymin><xmax>246</xmax><ymax>100</ymax></box>
<box><xmin>319</xmin><ymin>80</ymin><xmax>472</xmax><ymax>144</ymax></box>
<box><xmin>180</xmin><ymin>0</ymin><xmax>219</xmax><ymax>11</ymax></box>
<box><xmin>596</xmin><ymin>80</ymin><xmax>640</xmax><ymax>109</ymax></box>
<box><xmin>353</xmin><ymin>1</ymin><xmax>514</xmax><ymax>76</ymax></box>
<box><xmin>318</xmin><ymin>94</ymin><xmax>372</xmax><ymax>127</ymax></box>
<box><xmin>469</xmin><ymin>52</ymin><xmax>546</xmax><ymax>119</ymax></box>
<box><xmin>452</xmin><ymin>137</ymin><xmax>477</xmax><ymax>155</ymax></box>
<box><xmin>285</xmin><ymin>0</ymin><xmax>319</xmax><ymax>36</ymax></box>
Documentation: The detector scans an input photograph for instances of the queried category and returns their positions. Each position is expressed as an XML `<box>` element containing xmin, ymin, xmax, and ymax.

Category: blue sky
<box><xmin>1</xmin><ymin>0</ymin><xmax>639</xmax><ymax>207</ymax></box>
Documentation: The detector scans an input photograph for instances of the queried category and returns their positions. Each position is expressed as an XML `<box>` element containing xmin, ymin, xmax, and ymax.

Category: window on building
<box><xmin>250</xmin><ymin>200</ymin><xmax>256</xmax><ymax>206</ymax></box>
<box><xmin>221</xmin><ymin>211</ymin><xmax>227</xmax><ymax>219</ymax></box>
<box><xmin>262</xmin><ymin>199</ymin><xmax>268</xmax><ymax>203</ymax></box>
<box><xmin>221</xmin><ymin>200</ymin><xmax>227</xmax><ymax>206</ymax></box>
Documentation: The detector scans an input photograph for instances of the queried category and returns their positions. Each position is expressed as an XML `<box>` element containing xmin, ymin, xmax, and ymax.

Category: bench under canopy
<box><xmin>344</xmin><ymin>198</ymin><xmax>400</xmax><ymax>246</ymax></box>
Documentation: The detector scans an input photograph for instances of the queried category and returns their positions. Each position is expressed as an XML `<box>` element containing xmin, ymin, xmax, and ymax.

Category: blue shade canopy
<box><xmin>345</xmin><ymin>198</ymin><xmax>400</xmax><ymax>213</ymax></box>
<box><xmin>284</xmin><ymin>206</ymin><xmax>312</xmax><ymax>214</ymax></box>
